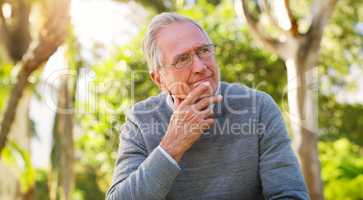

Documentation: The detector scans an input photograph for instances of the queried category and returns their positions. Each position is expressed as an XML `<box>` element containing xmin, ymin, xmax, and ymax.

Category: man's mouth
<box><xmin>191</xmin><ymin>77</ymin><xmax>211</xmax><ymax>88</ymax></box>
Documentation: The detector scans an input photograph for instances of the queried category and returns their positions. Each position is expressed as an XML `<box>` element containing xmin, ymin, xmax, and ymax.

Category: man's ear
<box><xmin>150</xmin><ymin>70</ymin><xmax>166</xmax><ymax>90</ymax></box>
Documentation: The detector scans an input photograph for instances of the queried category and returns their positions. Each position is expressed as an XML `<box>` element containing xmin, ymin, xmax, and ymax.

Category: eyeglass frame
<box><xmin>162</xmin><ymin>43</ymin><xmax>217</xmax><ymax>70</ymax></box>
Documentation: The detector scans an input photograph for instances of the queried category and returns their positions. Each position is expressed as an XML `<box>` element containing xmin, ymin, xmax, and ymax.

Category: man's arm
<box><xmin>106</xmin><ymin>120</ymin><xmax>180</xmax><ymax>200</ymax></box>
<box><xmin>258</xmin><ymin>93</ymin><xmax>309</xmax><ymax>200</ymax></box>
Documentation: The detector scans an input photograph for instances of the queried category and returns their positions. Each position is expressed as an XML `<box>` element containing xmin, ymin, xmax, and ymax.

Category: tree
<box><xmin>49</xmin><ymin>77</ymin><xmax>75</xmax><ymax>200</ymax></box>
<box><xmin>48</xmin><ymin>36</ymin><xmax>82</xmax><ymax>200</ymax></box>
<box><xmin>240</xmin><ymin>0</ymin><xmax>338</xmax><ymax>199</ymax></box>
<box><xmin>0</xmin><ymin>0</ymin><xmax>71</xmax><ymax>155</ymax></box>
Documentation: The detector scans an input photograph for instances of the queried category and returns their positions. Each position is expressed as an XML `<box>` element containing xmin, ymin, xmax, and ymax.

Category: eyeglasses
<box><xmin>165</xmin><ymin>44</ymin><xmax>216</xmax><ymax>70</ymax></box>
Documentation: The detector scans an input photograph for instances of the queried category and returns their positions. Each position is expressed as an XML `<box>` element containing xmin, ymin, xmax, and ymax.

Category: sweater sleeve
<box><xmin>106</xmin><ymin>119</ymin><xmax>181</xmax><ymax>200</ymax></box>
<box><xmin>157</xmin><ymin>145</ymin><xmax>181</xmax><ymax>169</ymax></box>
<box><xmin>258</xmin><ymin>93</ymin><xmax>310</xmax><ymax>200</ymax></box>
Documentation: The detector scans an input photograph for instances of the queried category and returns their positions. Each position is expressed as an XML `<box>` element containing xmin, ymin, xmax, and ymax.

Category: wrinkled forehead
<box><xmin>156</xmin><ymin>22</ymin><xmax>211</xmax><ymax>63</ymax></box>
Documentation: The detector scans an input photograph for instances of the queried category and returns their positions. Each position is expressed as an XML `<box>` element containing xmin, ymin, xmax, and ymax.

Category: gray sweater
<box><xmin>106</xmin><ymin>82</ymin><xmax>309</xmax><ymax>200</ymax></box>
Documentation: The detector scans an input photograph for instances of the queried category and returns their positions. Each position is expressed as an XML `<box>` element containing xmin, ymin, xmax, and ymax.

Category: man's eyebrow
<box><xmin>172</xmin><ymin>52</ymin><xmax>189</xmax><ymax>63</ymax></box>
<box><xmin>171</xmin><ymin>44</ymin><xmax>208</xmax><ymax>63</ymax></box>
<box><xmin>173</xmin><ymin>44</ymin><xmax>208</xmax><ymax>61</ymax></box>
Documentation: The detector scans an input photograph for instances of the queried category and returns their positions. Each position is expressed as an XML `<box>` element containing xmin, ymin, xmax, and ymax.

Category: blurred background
<box><xmin>0</xmin><ymin>0</ymin><xmax>362</xmax><ymax>199</ymax></box>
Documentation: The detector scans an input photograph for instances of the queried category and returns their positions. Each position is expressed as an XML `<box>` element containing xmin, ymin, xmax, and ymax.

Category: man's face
<box><xmin>151</xmin><ymin>22</ymin><xmax>219</xmax><ymax>102</ymax></box>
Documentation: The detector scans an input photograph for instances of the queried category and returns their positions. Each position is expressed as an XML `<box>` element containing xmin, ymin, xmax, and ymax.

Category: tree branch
<box><xmin>260</xmin><ymin>0</ymin><xmax>299</xmax><ymax>38</ymax></box>
<box><xmin>0</xmin><ymin>0</ymin><xmax>70</xmax><ymax>154</ymax></box>
<box><xmin>241</xmin><ymin>0</ymin><xmax>286</xmax><ymax>58</ymax></box>
<box><xmin>260</xmin><ymin>0</ymin><xmax>289</xmax><ymax>36</ymax></box>
<box><xmin>0</xmin><ymin>2</ymin><xmax>7</xmax><ymax>31</ymax></box>
<box><xmin>306</xmin><ymin>0</ymin><xmax>337</xmax><ymax>51</ymax></box>
<box><xmin>0</xmin><ymin>0</ymin><xmax>31</xmax><ymax>62</ymax></box>
<box><xmin>0</xmin><ymin>1</ymin><xmax>10</xmax><ymax>48</ymax></box>
<box><xmin>297</xmin><ymin>0</ymin><xmax>337</xmax><ymax>66</ymax></box>
<box><xmin>283</xmin><ymin>0</ymin><xmax>299</xmax><ymax>37</ymax></box>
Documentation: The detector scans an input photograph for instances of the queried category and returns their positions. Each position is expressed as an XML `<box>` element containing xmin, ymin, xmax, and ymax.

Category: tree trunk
<box><xmin>56</xmin><ymin>75</ymin><xmax>75</xmax><ymax>200</ymax></box>
<box><xmin>49</xmin><ymin>76</ymin><xmax>75</xmax><ymax>200</ymax></box>
<box><xmin>0</xmin><ymin>69</ymin><xmax>30</xmax><ymax>152</ymax></box>
<box><xmin>48</xmin><ymin>45</ymin><xmax>77</xmax><ymax>200</ymax></box>
<box><xmin>286</xmin><ymin>56</ymin><xmax>322</xmax><ymax>200</ymax></box>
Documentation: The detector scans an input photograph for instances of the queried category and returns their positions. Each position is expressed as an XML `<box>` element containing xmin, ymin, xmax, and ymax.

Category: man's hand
<box><xmin>160</xmin><ymin>82</ymin><xmax>222</xmax><ymax>162</ymax></box>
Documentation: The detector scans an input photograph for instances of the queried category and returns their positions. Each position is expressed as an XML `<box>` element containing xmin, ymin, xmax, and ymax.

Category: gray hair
<box><xmin>143</xmin><ymin>12</ymin><xmax>211</xmax><ymax>72</ymax></box>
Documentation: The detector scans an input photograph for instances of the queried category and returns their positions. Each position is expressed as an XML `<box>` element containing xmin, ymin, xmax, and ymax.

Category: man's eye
<box><xmin>177</xmin><ymin>55</ymin><xmax>190</xmax><ymax>63</ymax></box>
<box><xmin>198</xmin><ymin>47</ymin><xmax>210</xmax><ymax>54</ymax></box>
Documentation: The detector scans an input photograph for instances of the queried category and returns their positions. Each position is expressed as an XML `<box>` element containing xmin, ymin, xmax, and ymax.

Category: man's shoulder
<box><xmin>133</xmin><ymin>93</ymin><xmax>166</xmax><ymax>110</ymax></box>
<box><xmin>125</xmin><ymin>92</ymin><xmax>169</xmax><ymax>122</ymax></box>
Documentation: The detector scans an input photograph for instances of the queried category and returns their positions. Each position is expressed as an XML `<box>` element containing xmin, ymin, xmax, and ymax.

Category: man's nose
<box><xmin>191</xmin><ymin>54</ymin><xmax>207</xmax><ymax>73</ymax></box>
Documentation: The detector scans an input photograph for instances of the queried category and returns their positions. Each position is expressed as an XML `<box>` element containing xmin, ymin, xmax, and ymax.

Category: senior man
<box><xmin>106</xmin><ymin>13</ymin><xmax>308</xmax><ymax>200</ymax></box>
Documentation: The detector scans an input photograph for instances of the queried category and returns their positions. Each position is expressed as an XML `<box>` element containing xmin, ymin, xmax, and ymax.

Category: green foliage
<box><xmin>1</xmin><ymin>140</ymin><xmax>35</xmax><ymax>193</ymax></box>
<box><xmin>320</xmin><ymin>95</ymin><xmax>363</xmax><ymax>147</ymax></box>
<box><xmin>0</xmin><ymin>52</ymin><xmax>13</xmax><ymax>114</ymax></box>
<box><xmin>34</xmin><ymin>169</ymin><xmax>49</xmax><ymax>200</ymax></box>
<box><xmin>319</xmin><ymin>0</ymin><xmax>363</xmax><ymax>88</ymax></box>
<box><xmin>115</xmin><ymin>0</ymin><xmax>222</xmax><ymax>13</ymax></box>
<box><xmin>74</xmin><ymin>33</ymin><xmax>158</xmax><ymax>195</ymax></box>
<box><xmin>116</xmin><ymin>0</ymin><xmax>176</xmax><ymax>13</ymax></box>
<box><xmin>320</xmin><ymin>139</ymin><xmax>363</xmax><ymax>200</ymax></box>
<box><xmin>0</xmin><ymin>61</ymin><xmax>13</xmax><ymax>114</ymax></box>
<box><xmin>74</xmin><ymin>166</ymin><xmax>105</xmax><ymax>200</ymax></box>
